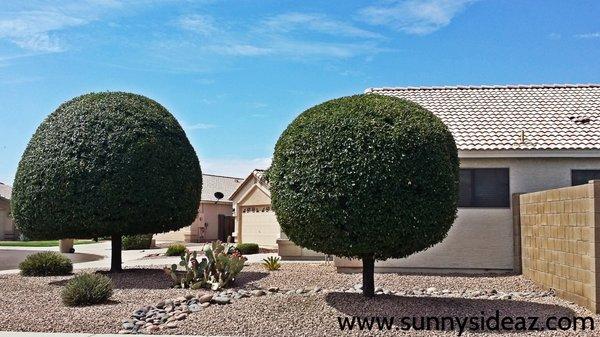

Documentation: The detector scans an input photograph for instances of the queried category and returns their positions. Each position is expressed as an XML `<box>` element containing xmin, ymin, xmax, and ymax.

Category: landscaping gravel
<box><xmin>0</xmin><ymin>263</ymin><xmax>598</xmax><ymax>336</ymax></box>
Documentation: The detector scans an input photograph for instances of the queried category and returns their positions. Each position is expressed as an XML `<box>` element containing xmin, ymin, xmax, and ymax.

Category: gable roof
<box><xmin>201</xmin><ymin>174</ymin><xmax>243</xmax><ymax>203</ymax></box>
<box><xmin>229</xmin><ymin>169</ymin><xmax>269</xmax><ymax>201</ymax></box>
<box><xmin>0</xmin><ymin>182</ymin><xmax>12</xmax><ymax>200</ymax></box>
<box><xmin>367</xmin><ymin>84</ymin><xmax>600</xmax><ymax>151</ymax></box>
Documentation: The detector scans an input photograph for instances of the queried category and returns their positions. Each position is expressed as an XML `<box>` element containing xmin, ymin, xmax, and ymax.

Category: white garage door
<box><xmin>241</xmin><ymin>206</ymin><xmax>280</xmax><ymax>247</ymax></box>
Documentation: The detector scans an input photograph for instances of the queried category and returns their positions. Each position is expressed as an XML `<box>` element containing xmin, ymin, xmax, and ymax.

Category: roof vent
<box><xmin>569</xmin><ymin>115</ymin><xmax>592</xmax><ymax>124</ymax></box>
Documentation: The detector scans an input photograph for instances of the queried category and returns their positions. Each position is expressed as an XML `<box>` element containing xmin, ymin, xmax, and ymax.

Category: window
<box><xmin>459</xmin><ymin>168</ymin><xmax>510</xmax><ymax>208</ymax></box>
<box><xmin>571</xmin><ymin>170</ymin><xmax>600</xmax><ymax>186</ymax></box>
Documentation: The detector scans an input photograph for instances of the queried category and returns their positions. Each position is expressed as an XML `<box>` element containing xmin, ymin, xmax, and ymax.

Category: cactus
<box><xmin>164</xmin><ymin>241</ymin><xmax>246</xmax><ymax>290</ymax></box>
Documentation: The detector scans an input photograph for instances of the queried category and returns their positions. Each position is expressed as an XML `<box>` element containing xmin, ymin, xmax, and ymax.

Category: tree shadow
<box><xmin>50</xmin><ymin>268</ymin><xmax>173</xmax><ymax>290</ymax></box>
<box><xmin>326</xmin><ymin>292</ymin><xmax>581</xmax><ymax>334</ymax></box>
<box><xmin>232</xmin><ymin>271</ymin><xmax>269</xmax><ymax>288</ymax></box>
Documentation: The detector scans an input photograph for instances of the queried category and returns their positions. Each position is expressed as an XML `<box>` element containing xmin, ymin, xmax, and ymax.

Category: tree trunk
<box><xmin>362</xmin><ymin>254</ymin><xmax>375</xmax><ymax>297</ymax></box>
<box><xmin>110</xmin><ymin>234</ymin><xmax>123</xmax><ymax>272</ymax></box>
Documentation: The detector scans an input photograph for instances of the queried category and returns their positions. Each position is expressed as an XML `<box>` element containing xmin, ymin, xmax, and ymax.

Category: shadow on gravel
<box><xmin>232</xmin><ymin>271</ymin><xmax>269</xmax><ymax>288</ymax></box>
<box><xmin>326</xmin><ymin>292</ymin><xmax>582</xmax><ymax>334</ymax></box>
<box><xmin>50</xmin><ymin>268</ymin><xmax>173</xmax><ymax>289</ymax></box>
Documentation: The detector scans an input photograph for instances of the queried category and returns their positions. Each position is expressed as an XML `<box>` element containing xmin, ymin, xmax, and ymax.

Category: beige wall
<box><xmin>0</xmin><ymin>199</ymin><xmax>14</xmax><ymax>240</ymax></box>
<box><xmin>336</xmin><ymin>157</ymin><xmax>600</xmax><ymax>273</ymax></box>
<box><xmin>154</xmin><ymin>202</ymin><xmax>233</xmax><ymax>243</ymax></box>
<box><xmin>519</xmin><ymin>181</ymin><xmax>600</xmax><ymax>313</ymax></box>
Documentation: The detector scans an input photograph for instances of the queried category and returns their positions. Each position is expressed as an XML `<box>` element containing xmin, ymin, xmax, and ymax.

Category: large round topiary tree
<box><xmin>12</xmin><ymin>92</ymin><xmax>202</xmax><ymax>272</ymax></box>
<box><xmin>270</xmin><ymin>94</ymin><xmax>459</xmax><ymax>297</ymax></box>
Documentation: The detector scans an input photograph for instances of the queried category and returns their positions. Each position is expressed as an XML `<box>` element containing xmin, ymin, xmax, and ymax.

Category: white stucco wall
<box><xmin>335</xmin><ymin>157</ymin><xmax>600</xmax><ymax>272</ymax></box>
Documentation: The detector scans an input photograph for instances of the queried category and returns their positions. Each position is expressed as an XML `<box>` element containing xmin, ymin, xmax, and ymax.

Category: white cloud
<box><xmin>201</xmin><ymin>157</ymin><xmax>271</xmax><ymax>178</ymax></box>
<box><xmin>575</xmin><ymin>32</ymin><xmax>600</xmax><ymax>39</ymax></box>
<box><xmin>184</xmin><ymin>123</ymin><xmax>217</xmax><ymax>131</ymax></box>
<box><xmin>263</xmin><ymin>13</ymin><xmax>382</xmax><ymax>39</ymax></box>
<box><xmin>359</xmin><ymin>0</ymin><xmax>475</xmax><ymax>35</ymax></box>
<box><xmin>206</xmin><ymin>44</ymin><xmax>273</xmax><ymax>56</ymax></box>
<box><xmin>177</xmin><ymin>14</ymin><xmax>218</xmax><ymax>36</ymax></box>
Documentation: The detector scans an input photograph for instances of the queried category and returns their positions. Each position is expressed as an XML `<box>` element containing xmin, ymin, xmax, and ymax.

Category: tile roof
<box><xmin>0</xmin><ymin>182</ymin><xmax>12</xmax><ymax>200</ymax></box>
<box><xmin>201</xmin><ymin>174</ymin><xmax>243</xmax><ymax>203</ymax></box>
<box><xmin>367</xmin><ymin>84</ymin><xmax>600</xmax><ymax>151</ymax></box>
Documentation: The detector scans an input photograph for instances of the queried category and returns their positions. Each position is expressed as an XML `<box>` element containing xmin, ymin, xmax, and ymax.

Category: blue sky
<box><xmin>0</xmin><ymin>0</ymin><xmax>599</xmax><ymax>183</ymax></box>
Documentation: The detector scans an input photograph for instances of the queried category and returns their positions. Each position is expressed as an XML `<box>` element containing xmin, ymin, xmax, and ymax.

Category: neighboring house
<box><xmin>335</xmin><ymin>84</ymin><xmax>600</xmax><ymax>273</ymax></box>
<box><xmin>154</xmin><ymin>174</ymin><xmax>242</xmax><ymax>243</ymax></box>
<box><xmin>229</xmin><ymin>169</ymin><xmax>324</xmax><ymax>259</ymax></box>
<box><xmin>0</xmin><ymin>182</ymin><xmax>16</xmax><ymax>240</ymax></box>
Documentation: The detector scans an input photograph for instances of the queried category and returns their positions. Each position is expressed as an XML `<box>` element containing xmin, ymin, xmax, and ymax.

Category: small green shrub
<box><xmin>61</xmin><ymin>273</ymin><xmax>113</xmax><ymax>306</ymax></box>
<box><xmin>19</xmin><ymin>251</ymin><xmax>73</xmax><ymax>276</ymax></box>
<box><xmin>262</xmin><ymin>256</ymin><xmax>281</xmax><ymax>271</ymax></box>
<box><xmin>236</xmin><ymin>243</ymin><xmax>259</xmax><ymax>255</ymax></box>
<box><xmin>165</xmin><ymin>243</ymin><xmax>187</xmax><ymax>256</ymax></box>
<box><xmin>122</xmin><ymin>234</ymin><xmax>153</xmax><ymax>250</ymax></box>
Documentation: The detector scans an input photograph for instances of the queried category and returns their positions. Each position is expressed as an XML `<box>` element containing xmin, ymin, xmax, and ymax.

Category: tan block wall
<box><xmin>520</xmin><ymin>180</ymin><xmax>600</xmax><ymax>313</ymax></box>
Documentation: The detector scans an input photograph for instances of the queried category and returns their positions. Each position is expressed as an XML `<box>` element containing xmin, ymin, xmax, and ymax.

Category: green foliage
<box><xmin>165</xmin><ymin>243</ymin><xmax>187</xmax><ymax>256</ymax></box>
<box><xmin>61</xmin><ymin>273</ymin><xmax>113</xmax><ymax>306</ymax></box>
<box><xmin>19</xmin><ymin>251</ymin><xmax>73</xmax><ymax>276</ymax></box>
<box><xmin>122</xmin><ymin>234</ymin><xmax>153</xmax><ymax>250</ymax></box>
<box><xmin>262</xmin><ymin>256</ymin><xmax>281</xmax><ymax>271</ymax></box>
<box><xmin>236</xmin><ymin>243</ymin><xmax>259</xmax><ymax>254</ymax></box>
<box><xmin>164</xmin><ymin>241</ymin><xmax>246</xmax><ymax>290</ymax></box>
<box><xmin>270</xmin><ymin>94</ymin><xmax>459</xmax><ymax>260</ymax></box>
<box><xmin>12</xmin><ymin>92</ymin><xmax>202</xmax><ymax>240</ymax></box>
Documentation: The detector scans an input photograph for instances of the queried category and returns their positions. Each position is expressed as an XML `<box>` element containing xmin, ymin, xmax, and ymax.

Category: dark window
<box><xmin>571</xmin><ymin>170</ymin><xmax>600</xmax><ymax>186</ymax></box>
<box><xmin>459</xmin><ymin>168</ymin><xmax>510</xmax><ymax>208</ymax></box>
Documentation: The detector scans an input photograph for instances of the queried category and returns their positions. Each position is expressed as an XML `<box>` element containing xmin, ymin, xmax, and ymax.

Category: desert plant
<box><xmin>236</xmin><ymin>243</ymin><xmax>259</xmax><ymax>254</ymax></box>
<box><xmin>11</xmin><ymin>92</ymin><xmax>202</xmax><ymax>272</ymax></box>
<box><xmin>270</xmin><ymin>94</ymin><xmax>459</xmax><ymax>297</ymax></box>
<box><xmin>122</xmin><ymin>234</ymin><xmax>153</xmax><ymax>250</ymax></box>
<box><xmin>164</xmin><ymin>240</ymin><xmax>246</xmax><ymax>290</ymax></box>
<box><xmin>165</xmin><ymin>243</ymin><xmax>187</xmax><ymax>256</ymax></box>
<box><xmin>262</xmin><ymin>256</ymin><xmax>281</xmax><ymax>271</ymax></box>
<box><xmin>19</xmin><ymin>251</ymin><xmax>73</xmax><ymax>276</ymax></box>
<box><xmin>61</xmin><ymin>273</ymin><xmax>113</xmax><ymax>306</ymax></box>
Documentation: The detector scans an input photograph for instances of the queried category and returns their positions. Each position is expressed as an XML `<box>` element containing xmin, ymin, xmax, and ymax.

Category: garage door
<box><xmin>241</xmin><ymin>206</ymin><xmax>280</xmax><ymax>247</ymax></box>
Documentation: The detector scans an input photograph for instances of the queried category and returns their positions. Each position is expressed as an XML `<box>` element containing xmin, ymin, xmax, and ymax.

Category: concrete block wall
<box><xmin>519</xmin><ymin>180</ymin><xmax>600</xmax><ymax>313</ymax></box>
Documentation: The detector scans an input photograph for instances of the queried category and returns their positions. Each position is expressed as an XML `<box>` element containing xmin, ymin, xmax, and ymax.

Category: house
<box><xmin>229</xmin><ymin>169</ymin><xmax>324</xmax><ymax>259</ymax></box>
<box><xmin>0</xmin><ymin>182</ymin><xmax>16</xmax><ymax>240</ymax></box>
<box><xmin>235</xmin><ymin>84</ymin><xmax>600</xmax><ymax>270</ymax></box>
<box><xmin>335</xmin><ymin>84</ymin><xmax>600</xmax><ymax>273</ymax></box>
<box><xmin>154</xmin><ymin>174</ymin><xmax>242</xmax><ymax>243</ymax></box>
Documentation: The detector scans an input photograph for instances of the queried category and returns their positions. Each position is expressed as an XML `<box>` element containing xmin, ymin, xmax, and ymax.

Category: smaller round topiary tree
<box><xmin>12</xmin><ymin>92</ymin><xmax>202</xmax><ymax>272</ymax></box>
<box><xmin>270</xmin><ymin>94</ymin><xmax>459</xmax><ymax>297</ymax></box>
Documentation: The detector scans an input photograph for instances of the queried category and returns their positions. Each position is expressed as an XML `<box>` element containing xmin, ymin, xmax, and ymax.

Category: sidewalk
<box><xmin>0</xmin><ymin>241</ymin><xmax>278</xmax><ymax>274</ymax></box>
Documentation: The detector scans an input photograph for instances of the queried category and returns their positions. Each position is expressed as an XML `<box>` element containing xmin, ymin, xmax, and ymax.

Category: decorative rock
<box><xmin>156</xmin><ymin>301</ymin><xmax>165</xmax><ymax>309</ymax></box>
<box><xmin>185</xmin><ymin>294</ymin><xmax>194</xmax><ymax>300</ymax></box>
<box><xmin>268</xmin><ymin>287</ymin><xmax>279</xmax><ymax>292</ymax></box>
<box><xmin>251</xmin><ymin>290</ymin><xmax>266</xmax><ymax>297</ymax></box>
<box><xmin>166</xmin><ymin>322</ymin><xmax>178</xmax><ymax>329</ymax></box>
<box><xmin>122</xmin><ymin>322</ymin><xmax>135</xmax><ymax>330</ymax></box>
<box><xmin>426</xmin><ymin>287</ymin><xmax>437</xmax><ymax>294</ymax></box>
<box><xmin>313</xmin><ymin>287</ymin><xmax>322</xmax><ymax>293</ymax></box>
<box><xmin>189</xmin><ymin>304</ymin><xmax>201</xmax><ymax>312</ymax></box>
<box><xmin>198</xmin><ymin>294</ymin><xmax>213</xmax><ymax>304</ymax></box>
<box><xmin>175</xmin><ymin>313</ymin><xmax>188</xmax><ymax>320</ymax></box>
<box><xmin>213</xmin><ymin>296</ymin><xmax>231</xmax><ymax>304</ymax></box>
<box><xmin>296</xmin><ymin>288</ymin><xmax>304</xmax><ymax>294</ymax></box>
<box><xmin>118</xmin><ymin>330</ymin><xmax>131</xmax><ymax>334</ymax></box>
<box><xmin>200</xmin><ymin>302</ymin><xmax>211</xmax><ymax>308</ymax></box>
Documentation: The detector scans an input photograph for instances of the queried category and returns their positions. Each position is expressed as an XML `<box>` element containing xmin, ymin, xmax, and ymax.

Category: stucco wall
<box><xmin>335</xmin><ymin>157</ymin><xmax>600</xmax><ymax>273</ymax></box>
<box><xmin>519</xmin><ymin>181</ymin><xmax>600</xmax><ymax>313</ymax></box>
<box><xmin>0</xmin><ymin>199</ymin><xmax>14</xmax><ymax>240</ymax></box>
<box><xmin>154</xmin><ymin>202</ymin><xmax>233</xmax><ymax>243</ymax></box>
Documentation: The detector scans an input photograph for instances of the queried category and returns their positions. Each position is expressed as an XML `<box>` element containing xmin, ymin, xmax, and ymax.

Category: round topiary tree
<box><xmin>12</xmin><ymin>92</ymin><xmax>202</xmax><ymax>272</ymax></box>
<box><xmin>270</xmin><ymin>94</ymin><xmax>459</xmax><ymax>297</ymax></box>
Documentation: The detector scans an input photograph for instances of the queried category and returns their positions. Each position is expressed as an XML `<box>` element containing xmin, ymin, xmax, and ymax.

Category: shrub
<box><xmin>122</xmin><ymin>234</ymin><xmax>153</xmax><ymax>250</ymax></box>
<box><xmin>164</xmin><ymin>241</ymin><xmax>246</xmax><ymax>290</ymax></box>
<box><xmin>165</xmin><ymin>243</ymin><xmax>187</xmax><ymax>256</ymax></box>
<box><xmin>270</xmin><ymin>94</ymin><xmax>459</xmax><ymax>296</ymax></box>
<box><xmin>262</xmin><ymin>256</ymin><xmax>281</xmax><ymax>271</ymax></box>
<box><xmin>19</xmin><ymin>251</ymin><xmax>73</xmax><ymax>276</ymax></box>
<box><xmin>61</xmin><ymin>273</ymin><xmax>113</xmax><ymax>306</ymax></box>
<box><xmin>11</xmin><ymin>92</ymin><xmax>202</xmax><ymax>272</ymax></box>
<box><xmin>236</xmin><ymin>243</ymin><xmax>259</xmax><ymax>255</ymax></box>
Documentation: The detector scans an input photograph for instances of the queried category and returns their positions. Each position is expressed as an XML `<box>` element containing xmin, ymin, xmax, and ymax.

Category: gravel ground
<box><xmin>0</xmin><ymin>263</ymin><xmax>598</xmax><ymax>336</ymax></box>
